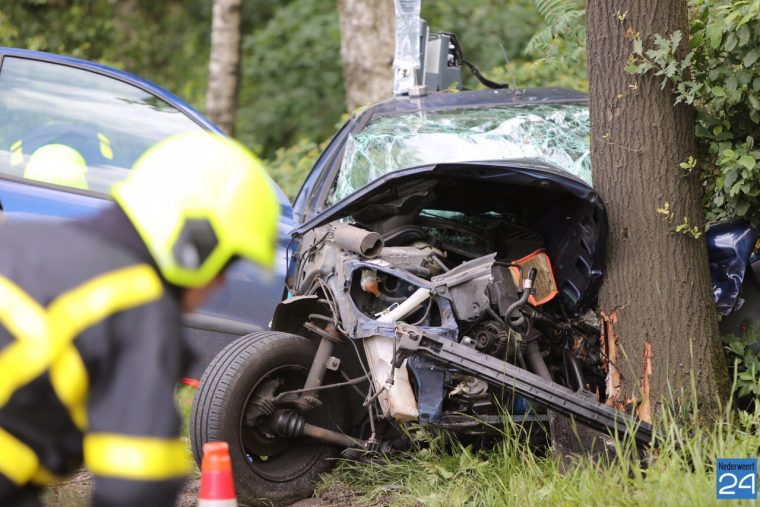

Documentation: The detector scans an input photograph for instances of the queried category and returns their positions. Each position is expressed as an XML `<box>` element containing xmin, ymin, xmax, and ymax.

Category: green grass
<box><xmin>176</xmin><ymin>384</ymin><xmax>195</xmax><ymax>441</ymax></box>
<box><xmin>317</xmin><ymin>405</ymin><xmax>760</xmax><ymax>507</ymax></box>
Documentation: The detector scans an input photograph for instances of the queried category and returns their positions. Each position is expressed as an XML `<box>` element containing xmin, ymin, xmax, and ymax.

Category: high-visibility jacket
<box><xmin>0</xmin><ymin>206</ymin><xmax>193</xmax><ymax>507</ymax></box>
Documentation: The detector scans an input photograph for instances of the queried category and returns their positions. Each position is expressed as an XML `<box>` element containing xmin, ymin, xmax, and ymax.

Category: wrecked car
<box><xmin>190</xmin><ymin>87</ymin><xmax>653</xmax><ymax>505</ymax></box>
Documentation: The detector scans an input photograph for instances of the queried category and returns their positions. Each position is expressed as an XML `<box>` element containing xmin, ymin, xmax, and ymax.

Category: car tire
<box><xmin>190</xmin><ymin>331</ymin><xmax>348</xmax><ymax>506</ymax></box>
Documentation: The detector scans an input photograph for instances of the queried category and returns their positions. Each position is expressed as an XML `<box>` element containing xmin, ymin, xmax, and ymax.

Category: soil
<box><xmin>42</xmin><ymin>470</ymin><xmax>359</xmax><ymax>507</ymax></box>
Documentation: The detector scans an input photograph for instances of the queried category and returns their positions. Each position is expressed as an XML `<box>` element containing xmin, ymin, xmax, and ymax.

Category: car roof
<box><xmin>364</xmin><ymin>87</ymin><xmax>588</xmax><ymax>118</ymax></box>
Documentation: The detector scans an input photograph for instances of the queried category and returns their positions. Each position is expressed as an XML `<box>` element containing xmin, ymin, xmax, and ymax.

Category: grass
<box><xmin>176</xmin><ymin>384</ymin><xmax>196</xmax><ymax>441</ymax></box>
<box><xmin>317</xmin><ymin>404</ymin><xmax>760</xmax><ymax>507</ymax></box>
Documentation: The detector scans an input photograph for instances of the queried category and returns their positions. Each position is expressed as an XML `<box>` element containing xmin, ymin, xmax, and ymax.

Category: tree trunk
<box><xmin>206</xmin><ymin>0</ymin><xmax>243</xmax><ymax>135</ymax></box>
<box><xmin>586</xmin><ymin>0</ymin><xmax>728</xmax><ymax>420</ymax></box>
<box><xmin>337</xmin><ymin>0</ymin><xmax>395</xmax><ymax>112</ymax></box>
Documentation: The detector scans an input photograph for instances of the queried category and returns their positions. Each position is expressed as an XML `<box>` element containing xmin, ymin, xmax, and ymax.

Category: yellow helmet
<box><xmin>112</xmin><ymin>132</ymin><xmax>280</xmax><ymax>288</ymax></box>
<box><xmin>25</xmin><ymin>144</ymin><xmax>89</xmax><ymax>190</ymax></box>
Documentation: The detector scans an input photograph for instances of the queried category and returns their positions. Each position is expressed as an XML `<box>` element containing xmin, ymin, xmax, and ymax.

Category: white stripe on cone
<box><xmin>198</xmin><ymin>499</ymin><xmax>238</xmax><ymax>507</ymax></box>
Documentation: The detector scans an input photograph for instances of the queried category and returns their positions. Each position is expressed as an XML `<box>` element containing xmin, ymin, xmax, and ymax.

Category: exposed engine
<box><xmin>283</xmin><ymin>169</ymin><xmax>608</xmax><ymax>429</ymax></box>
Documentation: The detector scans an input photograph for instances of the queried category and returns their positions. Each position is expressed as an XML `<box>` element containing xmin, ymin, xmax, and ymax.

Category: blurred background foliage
<box><xmin>0</xmin><ymin>0</ymin><xmax>583</xmax><ymax>199</ymax></box>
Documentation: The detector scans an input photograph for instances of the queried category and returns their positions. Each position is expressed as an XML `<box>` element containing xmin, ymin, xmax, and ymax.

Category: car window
<box><xmin>327</xmin><ymin>104</ymin><xmax>591</xmax><ymax>205</ymax></box>
<box><xmin>0</xmin><ymin>57</ymin><xmax>203</xmax><ymax>194</ymax></box>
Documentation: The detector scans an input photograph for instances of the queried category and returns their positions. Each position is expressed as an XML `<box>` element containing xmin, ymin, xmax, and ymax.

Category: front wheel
<box><xmin>190</xmin><ymin>331</ymin><xmax>348</xmax><ymax>506</ymax></box>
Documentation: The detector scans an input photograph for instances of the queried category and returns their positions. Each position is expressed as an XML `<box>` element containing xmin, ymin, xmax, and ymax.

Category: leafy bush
<box><xmin>264</xmin><ymin>138</ymin><xmax>325</xmax><ymax>201</ymax></box>
<box><xmin>528</xmin><ymin>0</ymin><xmax>760</xmax><ymax>228</ymax></box>
<box><xmin>484</xmin><ymin>0</ymin><xmax>587</xmax><ymax>91</ymax></box>
<box><xmin>236</xmin><ymin>0</ymin><xmax>345</xmax><ymax>158</ymax></box>
<box><xmin>423</xmin><ymin>0</ymin><xmax>544</xmax><ymax>80</ymax></box>
<box><xmin>626</xmin><ymin>0</ymin><xmax>760</xmax><ymax>226</ymax></box>
<box><xmin>723</xmin><ymin>330</ymin><xmax>760</xmax><ymax>399</ymax></box>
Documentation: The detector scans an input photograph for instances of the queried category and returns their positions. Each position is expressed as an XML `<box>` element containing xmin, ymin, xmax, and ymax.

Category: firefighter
<box><xmin>0</xmin><ymin>132</ymin><xmax>280</xmax><ymax>507</ymax></box>
<box><xmin>24</xmin><ymin>144</ymin><xmax>90</xmax><ymax>190</ymax></box>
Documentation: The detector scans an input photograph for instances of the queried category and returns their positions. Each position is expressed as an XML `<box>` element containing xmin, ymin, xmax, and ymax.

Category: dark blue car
<box><xmin>0</xmin><ymin>48</ymin><xmax>293</xmax><ymax>378</ymax></box>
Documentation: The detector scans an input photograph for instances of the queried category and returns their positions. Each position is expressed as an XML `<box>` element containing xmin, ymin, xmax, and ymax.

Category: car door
<box><xmin>0</xmin><ymin>50</ymin><xmax>294</xmax><ymax>377</ymax></box>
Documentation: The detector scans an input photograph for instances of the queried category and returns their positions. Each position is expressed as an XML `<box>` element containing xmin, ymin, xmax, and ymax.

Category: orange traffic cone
<box><xmin>198</xmin><ymin>441</ymin><xmax>238</xmax><ymax>507</ymax></box>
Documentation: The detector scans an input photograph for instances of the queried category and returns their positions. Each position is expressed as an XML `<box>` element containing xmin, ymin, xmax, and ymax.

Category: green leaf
<box><xmin>724</xmin><ymin>167</ymin><xmax>738</xmax><ymax>190</ymax></box>
<box><xmin>738</xmin><ymin>23</ymin><xmax>751</xmax><ymax>46</ymax></box>
<box><xmin>738</xmin><ymin>155</ymin><xmax>756</xmax><ymax>170</ymax></box>
<box><xmin>434</xmin><ymin>465</ymin><xmax>453</xmax><ymax>479</ymax></box>
<box><xmin>632</xmin><ymin>37</ymin><xmax>643</xmax><ymax>55</ymax></box>
<box><xmin>743</xmin><ymin>48</ymin><xmax>760</xmax><ymax>67</ymax></box>
<box><xmin>737</xmin><ymin>200</ymin><xmax>750</xmax><ymax>216</ymax></box>
<box><xmin>706</xmin><ymin>23</ymin><xmax>723</xmax><ymax>48</ymax></box>
<box><xmin>724</xmin><ymin>32</ymin><xmax>738</xmax><ymax>51</ymax></box>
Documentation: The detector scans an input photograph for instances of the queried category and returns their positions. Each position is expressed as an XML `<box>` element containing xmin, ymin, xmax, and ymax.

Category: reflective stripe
<box><xmin>47</xmin><ymin>263</ymin><xmax>163</xmax><ymax>338</ymax></box>
<box><xmin>0</xmin><ymin>265</ymin><xmax>164</xmax><ymax>431</ymax></box>
<box><xmin>49</xmin><ymin>347</ymin><xmax>89</xmax><ymax>429</ymax></box>
<box><xmin>30</xmin><ymin>466</ymin><xmax>62</xmax><ymax>486</ymax></box>
<box><xmin>98</xmin><ymin>133</ymin><xmax>113</xmax><ymax>160</ymax></box>
<box><xmin>10</xmin><ymin>140</ymin><xmax>23</xmax><ymax>167</ymax></box>
<box><xmin>0</xmin><ymin>427</ymin><xmax>38</xmax><ymax>485</ymax></box>
<box><xmin>0</xmin><ymin>278</ymin><xmax>47</xmax><ymax>407</ymax></box>
<box><xmin>0</xmin><ymin>277</ymin><xmax>46</xmax><ymax>344</ymax></box>
<box><xmin>84</xmin><ymin>434</ymin><xmax>192</xmax><ymax>480</ymax></box>
<box><xmin>47</xmin><ymin>264</ymin><xmax>163</xmax><ymax>429</ymax></box>
<box><xmin>0</xmin><ymin>427</ymin><xmax>64</xmax><ymax>486</ymax></box>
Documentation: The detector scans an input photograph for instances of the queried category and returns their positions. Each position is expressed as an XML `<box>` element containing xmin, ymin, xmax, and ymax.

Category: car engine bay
<box><xmin>282</xmin><ymin>163</ymin><xmax>609</xmax><ymax>431</ymax></box>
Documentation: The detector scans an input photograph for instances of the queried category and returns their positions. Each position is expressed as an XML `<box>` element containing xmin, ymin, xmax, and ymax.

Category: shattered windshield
<box><xmin>329</xmin><ymin>103</ymin><xmax>590</xmax><ymax>204</ymax></box>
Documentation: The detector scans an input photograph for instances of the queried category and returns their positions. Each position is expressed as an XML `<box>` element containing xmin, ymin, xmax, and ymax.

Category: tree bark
<box><xmin>206</xmin><ymin>0</ymin><xmax>243</xmax><ymax>135</ymax></box>
<box><xmin>337</xmin><ymin>0</ymin><xmax>395</xmax><ymax>112</ymax></box>
<box><xmin>586</xmin><ymin>0</ymin><xmax>728</xmax><ymax>420</ymax></box>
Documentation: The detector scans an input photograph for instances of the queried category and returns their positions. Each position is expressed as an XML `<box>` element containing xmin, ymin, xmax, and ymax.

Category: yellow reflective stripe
<box><xmin>84</xmin><ymin>434</ymin><xmax>192</xmax><ymax>481</ymax></box>
<box><xmin>47</xmin><ymin>264</ymin><xmax>163</xmax><ymax>339</ymax></box>
<box><xmin>10</xmin><ymin>148</ymin><xmax>23</xmax><ymax>167</ymax></box>
<box><xmin>0</xmin><ymin>427</ymin><xmax>38</xmax><ymax>485</ymax></box>
<box><xmin>10</xmin><ymin>140</ymin><xmax>23</xmax><ymax>167</ymax></box>
<box><xmin>46</xmin><ymin>264</ymin><xmax>164</xmax><ymax>430</ymax></box>
<box><xmin>49</xmin><ymin>347</ymin><xmax>89</xmax><ymax>429</ymax></box>
<box><xmin>30</xmin><ymin>466</ymin><xmax>62</xmax><ymax>485</ymax></box>
<box><xmin>0</xmin><ymin>277</ymin><xmax>46</xmax><ymax>406</ymax></box>
<box><xmin>98</xmin><ymin>132</ymin><xmax>113</xmax><ymax>160</ymax></box>
<box><xmin>0</xmin><ymin>264</ymin><xmax>163</xmax><ymax>431</ymax></box>
<box><xmin>0</xmin><ymin>277</ymin><xmax>46</xmax><ymax>343</ymax></box>
<box><xmin>0</xmin><ymin>343</ymin><xmax>48</xmax><ymax>407</ymax></box>
<box><xmin>0</xmin><ymin>428</ymin><xmax>63</xmax><ymax>486</ymax></box>
<box><xmin>99</xmin><ymin>143</ymin><xmax>113</xmax><ymax>160</ymax></box>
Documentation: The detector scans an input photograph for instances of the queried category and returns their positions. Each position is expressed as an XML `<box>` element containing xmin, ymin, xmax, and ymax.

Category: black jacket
<box><xmin>0</xmin><ymin>206</ymin><xmax>191</xmax><ymax>507</ymax></box>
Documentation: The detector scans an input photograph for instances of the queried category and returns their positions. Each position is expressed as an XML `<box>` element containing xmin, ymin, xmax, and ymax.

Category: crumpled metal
<box><xmin>707</xmin><ymin>220</ymin><xmax>758</xmax><ymax>315</ymax></box>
